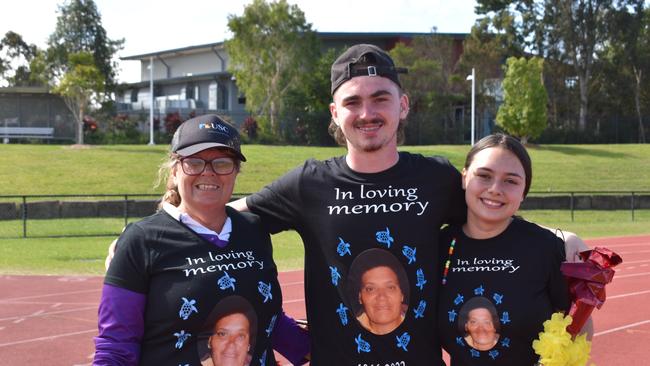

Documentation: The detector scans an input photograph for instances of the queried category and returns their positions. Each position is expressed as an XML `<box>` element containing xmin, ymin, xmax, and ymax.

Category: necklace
<box><xmin>441</xmin><ymin>237</ymin><xmax>456</xmax><ymax>285</ymax></box>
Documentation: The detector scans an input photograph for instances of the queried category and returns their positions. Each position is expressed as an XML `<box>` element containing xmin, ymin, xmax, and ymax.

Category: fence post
<box><xmin>21</xmin><ymin>196</ymin><xmax>27</xmax><ymax>238</ymax></box>
<box><xmin>631</xmin><ymin>192</ymin><xmax>635</xmax><ymax>222</ymax></box>
<box><xmin>570</xmin><ymin>192</ymin><xmax>575</xmax><ymax>222</ymax></box>
<box><xmin>124</xmin><ymin>194</ymin><xmax>129</xmax><ymax>228</ymax></box>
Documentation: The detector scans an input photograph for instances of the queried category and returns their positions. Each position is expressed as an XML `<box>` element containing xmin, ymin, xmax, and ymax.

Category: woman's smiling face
<box><xmin>462</xmin><ymin>147</ymin><xmax>526</xmax><ymax>227</ymax></box>
<box><xmin>174</xmin><ymin>148</ymin><xmax>238</xmax><ymax>217</ymax></box>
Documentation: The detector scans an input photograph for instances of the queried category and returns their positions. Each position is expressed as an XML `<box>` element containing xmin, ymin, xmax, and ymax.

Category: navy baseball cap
<box><xmin>171</xmin><ymin>114</ymin><xmax>246</xmax><ymax>161</ymax></box>
<box><xmin>330</xmin><ymin>44</ymin><xmax>408</xmax><ymax>95</ymax></box>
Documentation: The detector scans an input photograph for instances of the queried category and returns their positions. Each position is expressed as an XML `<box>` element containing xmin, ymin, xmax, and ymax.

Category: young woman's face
<box><xmin>462</xmin><ymin>147</ymin><xmax>526</xmax><ymax>227</ymax></box>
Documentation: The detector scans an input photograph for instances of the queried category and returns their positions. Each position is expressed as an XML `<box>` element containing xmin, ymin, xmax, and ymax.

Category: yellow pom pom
<box><xmin>532</xmin><ymin>312</ymin><xmax>592</xmax><ymax>366</ymax></box>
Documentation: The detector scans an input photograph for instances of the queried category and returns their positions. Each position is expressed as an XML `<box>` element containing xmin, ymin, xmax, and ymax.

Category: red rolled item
<box><xmin>560</xmin><ymin>247</ymin><xmax>623</xmax><ymax>336</ymax></box>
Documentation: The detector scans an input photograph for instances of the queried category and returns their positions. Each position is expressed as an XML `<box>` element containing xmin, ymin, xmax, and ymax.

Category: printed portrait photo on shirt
<box><xmin>197</xmin><ymin>296</ymin><xmax>257</xmax><ymax>366</ymax></box>
<box><xmin>457</xmin><ymin>296</ymin><xmax>501</xmax><ymax>351</ymax></box>
<box><xmin>346</xmin><ymin>248</ymin><xmax>410</xmax><ymax>335</ymax></box>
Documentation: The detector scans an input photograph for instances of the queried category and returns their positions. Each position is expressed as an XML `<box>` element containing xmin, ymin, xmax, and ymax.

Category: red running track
<box><xmin>0</xmin><ymin>234</ymin><xmax>648</xmax><ymax>365</ymax></box>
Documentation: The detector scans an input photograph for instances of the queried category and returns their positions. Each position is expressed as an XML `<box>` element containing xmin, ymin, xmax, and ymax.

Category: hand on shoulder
<box><xmin>540</xmin><ymin>225</ymin><xmax>590</xmax><ymax>262</ymax></box>
<box><xmin>557</xmin><ymin>230</ymin><xmax>590</xmax><ymax>263</ymax></box>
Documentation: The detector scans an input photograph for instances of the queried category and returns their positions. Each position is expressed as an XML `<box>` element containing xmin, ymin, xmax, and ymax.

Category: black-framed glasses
<box><xmin>179</xmin><ymin>157</ymin><xmax>236</xmax><ymax>176</ymax></box>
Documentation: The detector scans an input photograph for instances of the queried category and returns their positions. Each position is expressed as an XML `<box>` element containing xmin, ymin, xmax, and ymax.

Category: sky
<box><xmin>1</xmin><ymin>0</ymin><xmax>479</xmax><ymax>83</ymax></box>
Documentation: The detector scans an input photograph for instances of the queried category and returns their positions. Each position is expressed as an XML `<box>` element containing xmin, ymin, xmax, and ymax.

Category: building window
<box><xmin>209</xmin><ymin>81</ymin><xmax>218</xmax><ymax>110</ymax></box>
<box><xmin>185</xmin><ymin>83</ymin><xmax>195</xmax><ymax>99</ymax></box>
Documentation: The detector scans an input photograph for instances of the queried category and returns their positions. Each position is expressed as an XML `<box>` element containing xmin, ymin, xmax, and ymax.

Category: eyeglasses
<box><xmin>179</xmin><ymin>157</ymin><xmax>237</xmax><ymax>176</ymax></box>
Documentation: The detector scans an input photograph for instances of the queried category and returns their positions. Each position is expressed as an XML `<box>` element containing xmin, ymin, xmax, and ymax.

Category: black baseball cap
<box><xmin>330</xmin><ymin>44</ymin><xmax>408</xmax><ymax>95</ymax></box>
<box><xmin>171</xmin><ymin>114</ymin><xmax>246</xmax><ymax>161</ymax></box>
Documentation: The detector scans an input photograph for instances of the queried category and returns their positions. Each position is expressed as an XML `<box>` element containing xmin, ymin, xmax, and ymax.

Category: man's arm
<box><xmin>105</xmin><ymin>239</ymin><xmax>118</xmax><ymax>271</ymax></box>
<box><xmin>227</xmin><ymin>197</ymin><xmax>250</xmax><ymax>212</ymax></box>
<box><xmin>542</xmin><ymin>226</ymin><xmax>590</xmax><ymax>263</ymax></box>
<box><xmin>560</xmin><ymin>230</ymin><xmax>590</xmax><ymax>263</ymax></box>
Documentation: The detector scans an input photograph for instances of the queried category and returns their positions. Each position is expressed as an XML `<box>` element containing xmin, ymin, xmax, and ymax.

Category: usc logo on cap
<box><xmin>198</xmin><ymin>122</ymin><xmax>229</xmax><ymax>132</ymax></box>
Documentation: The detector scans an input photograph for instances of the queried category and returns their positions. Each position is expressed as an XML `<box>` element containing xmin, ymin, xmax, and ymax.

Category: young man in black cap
<box><xmin>232</xmin><ymin>44</ymin><xmax>464</xmax><ymax>365</ymax></box>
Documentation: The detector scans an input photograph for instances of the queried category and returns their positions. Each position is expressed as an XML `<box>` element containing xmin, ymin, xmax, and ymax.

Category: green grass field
<box><xmin>2</xmin><ymin>144</ymin><xmax>650</xmax><ymax>194</ymax></box>
<box><xmin>1</xmin><ymin>143</ymin><xmax>649</xmax><ymax>275</ymax></box>
<box><xmin>1</xmin><ymin>209</ymin><xmax>648</xmax><ymax>275</ymax></box>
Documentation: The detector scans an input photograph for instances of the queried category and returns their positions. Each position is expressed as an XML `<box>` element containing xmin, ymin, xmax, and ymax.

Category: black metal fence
<box><xmin>0</xmin><ymin>191</ymin><xmax>648</xmax><ymax>239</ymax></box>
<box><xmin>522</xmin><ymin>191</ymin><xmax>650</xmax><ymax>221</ymax></box>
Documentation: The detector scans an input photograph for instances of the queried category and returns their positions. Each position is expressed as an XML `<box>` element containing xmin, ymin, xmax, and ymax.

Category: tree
<box><xmin>0</xmin><ymin>31</ymin><xmax>41</xmax><ymax>86</ymax></box>
<box><xmin>605</xmin><ymin>1</ymin><xmax>648</xmax><ymax>143</ymax></box>
<box><xmin>53</xmin><ymin>52</ymin><xmax>105</xmax><ymax>145</ymax></box>
<box><xmin>283</xmin><ymin>47</ymin><xmax>338</xmax><ymax>145</ymax></box>
<box><xmin>496</xmin><ymin>57</ymin><xmax>548</xmax><ymax>143</ymax></box>
<box><xmin>390</xmin><ymin>33</ymin><xmax>463</xmax><ymax>144</ymax></box>
<box><xmin>476</xmin><ymin>0</ymin><xmax>614</xmax><ymax>131</ymax></box>
<box><xmin>226</xmin><ymin>0</ymin><xmax>320</xmax><ymax>138</ymax></box>
<box><xmin>458</xmin><ymin>18</ymin><xmax>522</xmax><ymax>140</ymax></box>
<box><xmin>47</xmin><ymin>0</ymin><xmax>123</xmax><ymax>91</ymax></box>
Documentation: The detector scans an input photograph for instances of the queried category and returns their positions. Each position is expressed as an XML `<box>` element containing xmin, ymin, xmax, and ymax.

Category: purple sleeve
<box><xmin>93</xmin><ymin>284</ymin><xmax>146</xmax><ymax>366</ymax></box>
<box><xmin>272</xmin><ymin>312</ymin><xmax>310</xmax><ymax>365</ymax></box>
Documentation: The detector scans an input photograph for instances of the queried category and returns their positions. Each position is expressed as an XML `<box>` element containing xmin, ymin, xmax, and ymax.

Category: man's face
<box><xmin>208</xmin><ymin>313</ymin><xmax>250</xmax><ymax>366</ymax></box>
<box><xmin>330</xmin><ymin>76</ymin><xmax>409</xmax><ymax>155</ymax></box>
<box><xmin>358</xmin><ymin>265</ymin><xmax>404</xmax><ymax>334</ymax></box>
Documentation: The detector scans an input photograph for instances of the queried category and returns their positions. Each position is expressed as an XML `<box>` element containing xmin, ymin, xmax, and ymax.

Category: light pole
<box><xmin>466</xmin><ymin>68</ymin><xmax>476</xmax><ymax>145</ymax></box>
<box><xmin>148</xmin><ymin>56</ymin><xmax>155</xmax><ymax>145</ymax></box>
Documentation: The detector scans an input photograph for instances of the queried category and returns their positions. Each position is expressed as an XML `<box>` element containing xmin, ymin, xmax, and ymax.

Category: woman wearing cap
<box><xmin>93</xmin><ymin>115</ymin><xmax>308</xmax><ymax>366</ymax></box>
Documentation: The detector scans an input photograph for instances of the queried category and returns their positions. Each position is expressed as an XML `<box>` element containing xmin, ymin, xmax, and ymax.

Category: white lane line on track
<box><xmin>0</xmin><ymin>289</ymin><xmax>100</xmax><ymax>302</ymax></box>
<box><xmin>2</xmin><ymin>301</ymin><xmax>98</xmax><ymax>306</ymax></box>
<box><xmin>0</xmin><ymin>306</ymin><xmax>97</xmax><ymax>322</ymax></box>
<box><xmin>283</xmin><ymin>298</ymin><xmax>306</xmax><ymax>304</ymax></box>
<box><xmin>616</xmin><ymin>249</ymin><xmax>650</xmax><ymax>255</ymax></box>
<box><xmin>607</xmin><ymin>289</ymin><xmax>650</xmax><ymax>299</ymax></box>
<box><xmin>280</xmin><ymin>281</ymin><xmax>304</xmax><ymax>287</ymax></box>
<box><xmin>0</xmin><ymin>329</ymin><xmax>96</xmax><ymax>348</ymax></box>
<box><xmin>594</xmin><ymin>320</ymin><xmax>650</xmax><ymax>337</ymax></box>
<box><xmin>615</xmin><ymin>271</ymin><xmax>650</xmax><ymax>279</ymax></box>
<box><xmin>589</xmin><ymin>242</ymin><xmax>650</xmax><ymax>248</ymax></box>
<box><xmin>621</xmin><ymin>259</ymin><xmax>650</xmax><ymax>264</ymax></box>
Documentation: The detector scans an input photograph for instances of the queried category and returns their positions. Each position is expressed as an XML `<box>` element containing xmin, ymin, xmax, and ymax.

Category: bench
<box><xmin>1</xmin><ymin>127</ymin><xmax>54</xmax><ymax>143</ymax></box>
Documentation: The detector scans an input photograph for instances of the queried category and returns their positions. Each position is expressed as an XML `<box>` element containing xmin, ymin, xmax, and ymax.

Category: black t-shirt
<box><xmin>437</xmin><ymin>218</ymin><xmax>570</xmax><ymax>366</ymax></box>
<box><xmin>247</xmin><ymin>152</ymin><xmax>465</xmax><ymax>366</ymax></box>
<box><xmin>105</xmin><ymin>207</ymin><xmax>282</xmax><ymax>366</ymax></box>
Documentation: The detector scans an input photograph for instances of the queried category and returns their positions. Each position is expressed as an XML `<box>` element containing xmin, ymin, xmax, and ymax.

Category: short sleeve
<box><xmin>104</xmin><ymin>223</ymin><xmax>150</xmax><ymax>294</ymax></box>
<box><xmin>547</xmin><ymin>236</ymin><xmax>570</xmax><ymax>312</ymax></box>
<box><xmin>443</xmin><ymin>160</ymin><xmax>467</xmax><ymax>226</ymax></box>
<box><xmin>246</xmin><ymin>163</ymin><xmax>306</xmax><ymax>234</ymax></box>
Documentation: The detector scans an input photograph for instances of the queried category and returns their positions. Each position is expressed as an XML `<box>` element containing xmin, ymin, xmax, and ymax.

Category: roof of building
<box><xmin>0</xmin><ymin>86</ymin><xmax>50</xmax><ymax>94</ymax></box>
<box><xmin>123</xmin><ymin>71</ymin><xmax>232</xmax><ymax>88</ymax></box>
<box><xmin>120</xmin><ymin>31</ymin><xmax>468</xmax><ymax>61</ymax></box>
